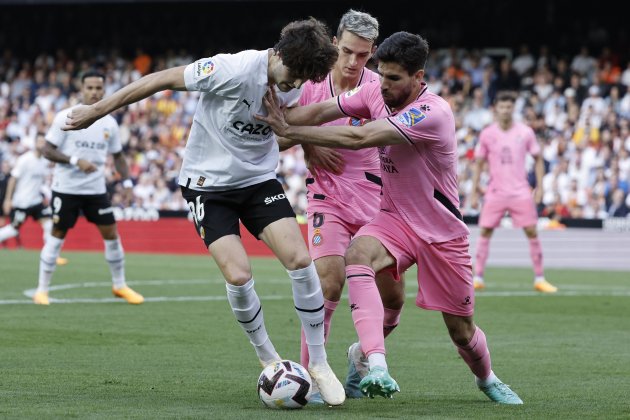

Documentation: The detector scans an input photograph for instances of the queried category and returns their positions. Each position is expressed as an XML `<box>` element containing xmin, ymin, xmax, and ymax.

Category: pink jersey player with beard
<box><xmin>338</xmin><ymin>80</ymin><xmax>473</xmax><ymax>316</ymax></box>
<box><xmin>299</xmin><ymin>68</ymin><xmax>382</xmax><ymax>259</ymax></box>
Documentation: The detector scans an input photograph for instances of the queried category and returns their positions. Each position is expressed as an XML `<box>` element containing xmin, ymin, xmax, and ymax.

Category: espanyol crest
<box><xmin>397</xmin><ymin>107</ymin><xmax>426</xmax><ymax>127</ymax></box>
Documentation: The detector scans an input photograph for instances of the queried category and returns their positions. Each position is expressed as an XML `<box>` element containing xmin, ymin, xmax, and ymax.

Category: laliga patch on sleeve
<box><xmin>397</xmin><ymin>107</ymin><xmax>426</xmax><ymax>127</ymax></box>
<box><xmin>195</xmin><ymin>59</ymin><xmax>216</xmax><ymax>79</ymax></box>
<box><xmin>345</xmin><ymin>85</ymin><xmax>362</xmax><ymax>97</ymax></box>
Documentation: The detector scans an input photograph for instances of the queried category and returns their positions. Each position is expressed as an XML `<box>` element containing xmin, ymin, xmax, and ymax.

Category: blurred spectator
<box><xmin>1</xmin><ymin>44</ymin><xmax>629</xmax><ymax>221</ymax></box>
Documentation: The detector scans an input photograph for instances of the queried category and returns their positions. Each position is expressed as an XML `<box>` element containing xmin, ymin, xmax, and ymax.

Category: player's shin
<box><xmin>104</xmin><ymin>238</ymin><xmax>126</xmax><ymax>289</ymax></box>
<box><xmin>346</xmin><ymin>265</ymin><xmax>386</xmax><ymax>367</ymax></box>
<box><xmin>453</xmin><ymin>326</ymin><xmax>492</xmax><ymax>381</ymax></box>
<box><xmin>288</xmin><ymin>262</ymin><xmax>326</xmax><ymax>365</ymax></box>
<box><xmin>38</xmin><ymin>235</ymin><xmax>64</xmax><ymax>292</ymax></box>
<box><xmin>383</xmin><ymin>307</ymin><xmax>401</xmax><ymax>338</ymax></box>
<box><xmin>300</xmin><ymin>298</ymin><xmax>338</xmax><ymax>368</ymax></box>
<box><xmin>226</xmin><ymin>279</ymin><xmax>279</xmax><ymax>365</ymax></box>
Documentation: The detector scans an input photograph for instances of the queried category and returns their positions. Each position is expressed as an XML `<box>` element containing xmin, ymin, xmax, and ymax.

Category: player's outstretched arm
<box><xmin>63</xmin><ymin>66</ymin><xmax>187</xmax><ymax>131</ymax></box>
<box><xmin>284</xmin><ymin>97</ymin><xmax>343</xmax><ymax>126</ymax></box>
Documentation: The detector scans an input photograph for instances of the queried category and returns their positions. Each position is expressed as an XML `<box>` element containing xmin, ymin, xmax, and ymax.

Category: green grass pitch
<box><xmin>1</xmin><ymin>250</ymin><xmax>629</xmax><ymax>419</ymax></box>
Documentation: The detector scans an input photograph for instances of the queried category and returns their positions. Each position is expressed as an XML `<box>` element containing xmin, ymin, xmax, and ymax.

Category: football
<box><xmin>257</xmin><ymin>360</ymin><xmax>312</xmax><ymax>409</ymax></box>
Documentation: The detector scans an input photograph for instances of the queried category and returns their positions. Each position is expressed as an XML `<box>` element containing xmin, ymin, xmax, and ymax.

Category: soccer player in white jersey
<box><xmin>280</xmin><ymin>10</ymin><xmax>405</xmax><ymax>399</ymax></box>
<box><xmin>0</xmin><ymin>133</ymin><xmax>68</xmax><ymax>269</ymax></box>
<box><xmin>34</xmin><ymin>71</ymin><xmax>143</xmax><ymax>306</ymax></box>
<box><xmin>62</xmin><ymin>20</ymin><xmax>346</xmax><ymax>406</ymax></box>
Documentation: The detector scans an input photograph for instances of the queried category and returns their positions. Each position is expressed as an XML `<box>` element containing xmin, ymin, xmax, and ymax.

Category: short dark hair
<box><xmin>373</xmin><ymin>32</ymin><xmax>429</xmax><ymax>74</ymax></box>
<box><xmin>81</xmin><ymin>70</ymin><xmax>105</xmax><ymax>84</ymax></box>
<box><xmin>495</xmin><ymin>91</ymin><xmax>517</xmax><ymax>103</ymax></box>
<box><xmin>274</xmin><ymin>18</ymin><xmax>338</xmax><ymax>83</ymax></box>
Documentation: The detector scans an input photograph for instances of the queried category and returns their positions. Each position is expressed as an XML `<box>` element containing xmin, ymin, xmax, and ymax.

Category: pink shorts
<box><xmin>307</xmin><ymin>211</ymin><xmax>362</xmax><ymax>260</ymax></box>
<box><xmin>355</xmin><ymin>210</ymin><xmax>474</xmax><ymax>316</ymax></box>
<box><xmin>479</xmin><ymin>195</ymin><xmax>538</xmax><ymax>228</ymax></box>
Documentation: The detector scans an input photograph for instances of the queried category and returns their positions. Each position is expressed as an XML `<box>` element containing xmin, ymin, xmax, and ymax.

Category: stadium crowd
<box><xmin>1</xmin><ymin>45</ymin><xmax>630</xmax><ymax>221</ymax></box>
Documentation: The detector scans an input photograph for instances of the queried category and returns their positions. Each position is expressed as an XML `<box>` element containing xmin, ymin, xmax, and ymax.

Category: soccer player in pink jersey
<box><xmin>280</xmin><ymin>10</ymin><xmax>405</xmax><ymax>400</ymax></box>
<box><xmin>257</xmin><ymin>32</ymin><xmax>523</xmax><ymax>404</ymax></box>
<box><xmin>470</xmin><ymin>92</ymin><xmax>558</xmax><ymax>293</ymax></box>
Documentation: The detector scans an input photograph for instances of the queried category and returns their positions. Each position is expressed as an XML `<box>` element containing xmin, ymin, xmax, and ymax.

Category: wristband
<box><xmin>122</xmin><ymin>179</ymin><xmax>133</xmax><ymax>189</ymax></box>
<box><xmin>69</xmin><ymin>156</ymin><xmax>79</xmax><ymax>166</ymax></box>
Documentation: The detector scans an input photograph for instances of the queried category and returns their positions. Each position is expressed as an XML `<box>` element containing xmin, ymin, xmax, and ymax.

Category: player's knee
<box><xmin>282</xmin><ymin>251</ymin><xmax>312</xmax><ymax>271</ymax></box>
<box><xmin>344</xmin><ymin>245</ymin><xmax>369</xmax><ymax>266</ymax></box>
<box><xmin>321</xmin><ymin>278</ymin><xmax>344</xmax><ymax>301</ymax></box>
<box><xmin>523</xmin><ymin>226</ymin><xmax>537</xmax><ymax>238</ymax></box>
<box><xmin>223</xmin><ymin>269</ymin><xmax>254</xmax><ymax>286</ymax></box>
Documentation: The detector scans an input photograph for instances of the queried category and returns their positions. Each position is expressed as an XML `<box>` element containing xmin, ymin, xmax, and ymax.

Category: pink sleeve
<box><xmin>386</xmin><ymin>105</ymin><xmax>451</xmax><ymax>145</ymax></box>
<box><xmin>337</xmin><ymin>82</ymin><xmax>375</xmax><ymax>120</ymax></box>
<box><xmin>526</xmin><ymin>127</ymin><xmax>541</xmax><ymax>156</ymax></box>
<box><xmin>475</xmin><ymin>129</ymin><xmax>489</xmax><ymax>159</ymax></box>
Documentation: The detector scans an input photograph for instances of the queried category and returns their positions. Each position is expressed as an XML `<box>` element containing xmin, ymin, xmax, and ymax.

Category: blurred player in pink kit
<box><xmin>258</xmin><ymin>32</ymin><xmax>523</xmax><ymax>404</ymax></box>
<box><xmin>471</xmin><ymin>92</ymin><xmax>558</xmax><ymax>293</ymax></box>
<box><xmin>280</xmin><ymin>10</ymin><xmax>405</xmax><ymax>399</ymax></box>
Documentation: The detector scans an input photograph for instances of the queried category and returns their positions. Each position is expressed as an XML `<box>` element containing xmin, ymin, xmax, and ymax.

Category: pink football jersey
<box><xmin>338</xmin><ymin>81</ymin><xmax>469</xmax><ymax>243</ymax></box>
<box><xmin>299</xmin><ymin>68</ymin><xmax>382</xmax><ymax>225</ymax></box>
<box><xmin>475</xmin><ymin>122</ymin><xmax>540</xmax><ymax>198</ymax></box>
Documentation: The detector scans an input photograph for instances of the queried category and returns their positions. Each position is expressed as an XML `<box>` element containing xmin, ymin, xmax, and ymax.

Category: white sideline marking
<box><xmin>0</xmin><ymin>279</ymin><xmax>627</xmax><ymax>305</ymax></box>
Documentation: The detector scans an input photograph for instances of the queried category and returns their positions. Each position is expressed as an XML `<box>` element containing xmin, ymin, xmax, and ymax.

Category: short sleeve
<box><xmin>184</xmin><ymin>56</ymin><xmax>231</xmax><ymax>93</ymax></box>
<box><xmin>475</xmin><ymin>129</ymin><xmax>489</xmax><ymax>159</ymax></box>
<box><xmin>337</xmin><ymin>83</ymin><xmax>374</xmax><ymax>120</ymax></box>
<box><xmin>45</xmin><ymin>110</ymin><xmax>67</xmax><ymax>147</ymax></box>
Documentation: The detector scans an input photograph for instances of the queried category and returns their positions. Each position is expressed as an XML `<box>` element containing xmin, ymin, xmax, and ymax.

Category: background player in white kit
<box><xmin>34</xmin><ymin>71</ymin><xmax>143</xmax><ymax>306</ymax></box>
<box><xmin>62</xmin><ymin>20</ymin><xmax>346</xmax><ymax>406</ymax></box>
<box><xmin>0</xmin><ymin>133</ymin><xmax>68</xmax><ymax>267</ymax></box>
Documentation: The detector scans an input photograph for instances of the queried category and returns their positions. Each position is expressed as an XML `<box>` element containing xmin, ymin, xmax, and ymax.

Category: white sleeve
<box><xmin>107</xmin><ymin>120</ymin><xmax>123</xmax><ymax>154</ymax></box>
<box><xmin>45</xmin><ymin>110</ymin><xmax>67</xmax><ymax>147</ymax></box>
<box><xmin>183</xmin><ymin>55</ymin><xmax>233</xmax><ymax>93</ymax></box>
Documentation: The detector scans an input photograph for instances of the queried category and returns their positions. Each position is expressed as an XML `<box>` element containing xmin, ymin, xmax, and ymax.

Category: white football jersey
<box><xmin>46</xmin><ymin>105</ymin><xmax>122</xmax><ymax>195</ymax></box>
<box><xmin>9</xmin><ymin>151</ymin><xmax>48</xmax><ymax>208</ymax></box>
<box><xmin>181</xmin><ymin>49</ymin><xmax>301</xmax><ymax>191</ymax></box>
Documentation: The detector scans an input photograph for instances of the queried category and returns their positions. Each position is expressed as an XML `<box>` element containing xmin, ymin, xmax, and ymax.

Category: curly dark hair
<box><xmin>274</xmin><ymin>18</ymin><xmax>338</xmax><ymax>83</ymax></box>
<box><xmin>374</xmin><ymin>32</ymin><xmax>429</xmax><ymax>75</ymax></box>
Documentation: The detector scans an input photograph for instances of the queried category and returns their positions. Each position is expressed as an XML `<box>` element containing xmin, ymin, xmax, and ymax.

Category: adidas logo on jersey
<box><xmin>264</xmin><ymin>194</ymin><xmax>286</xmax><ymax>205</ymax></box>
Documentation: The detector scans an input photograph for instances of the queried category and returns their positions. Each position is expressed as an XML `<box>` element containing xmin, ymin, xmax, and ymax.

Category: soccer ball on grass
<box><xmin>257</xmin><ymin>360</ymin><xmax>312</xmax><ymax>409</ymax></box>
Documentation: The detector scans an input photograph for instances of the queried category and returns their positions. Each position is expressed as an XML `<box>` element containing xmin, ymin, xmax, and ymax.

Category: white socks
<box><xmin>368</xmin><ymin>353</ymin><xmax>388</xmax><ymax>370</ymax></box>
<box><xmin>104</xmin><ymin>238</ymin><xmax>126</xmax><ymax>289</ymax></box>
<box><xmin>38</xmin><ymin>235</ymin><xmax>64</xmax><ymax>292</ymax></box>
<box><xmin>288</xmin><ymin>262</ymin><xmax>326</xmax><ymax>366</ymax></box>
<box><xmin>226</xmin><ymin>279</ymin><xmax>278</xmax><ymax>365</ymax></box>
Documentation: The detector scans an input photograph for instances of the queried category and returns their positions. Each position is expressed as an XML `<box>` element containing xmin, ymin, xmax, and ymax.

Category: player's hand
<box><xmin>62</xmin><ymin>105</ymin><xmax>101</xmax><ymax>131</ymax></box>
<box><xmin>303</xmin><ymin>144</ymin><xmax>345</xmax><ymax>176</ymax></box>
<box><xmin>534</xmin><ymin>187</ymin><xmax>543</xmax><ymax>205</ymax></box>
<box><xmin>77</xmin><ymin>159</ymin><xmax>97</xmax><ymax>173</ymax></box>
<box><xmin>256</xmin><ymin>88</ymin><xmax>289</xmax><ymax>137</ymax></box>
